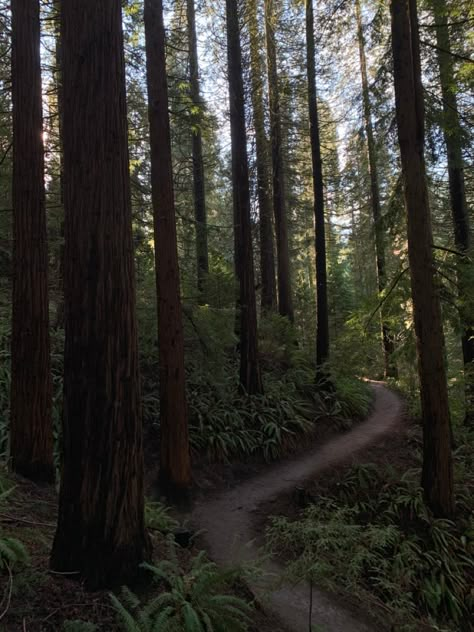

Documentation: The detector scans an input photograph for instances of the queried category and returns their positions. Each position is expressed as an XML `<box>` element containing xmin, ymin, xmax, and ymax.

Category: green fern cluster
<box><xmin>188</xmin><ymin>374</ymin><xmax>314</xmax><ymax>462</ymax></box>
<box><xmin>111</xmin><ymin>550</ymin><xmax>251</xmax><ymax>632</ymax></box>
<box><xmin>0</xmin><ymin>535</ymin><xmax>28</xmax><ymax>570</ymax></box>
<box><xmin>266</xmin><ymin>458</ymin><xmax>474</xmax><ymax>631</ymax></box>
<box><xmin>145</xmin><ymin>502</ymin><xmax>179</xmax><ymax>535</ymax></box>
<box><xmin>0</xmin><ymin>482</ymin><xmax>29</xmax><ymax>571</ymax></box>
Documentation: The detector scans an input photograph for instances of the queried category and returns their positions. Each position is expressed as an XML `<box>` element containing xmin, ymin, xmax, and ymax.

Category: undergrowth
<box><xmin>266</xmin><ymin>428</ymin><xmax>474</xmax><ymax>631</ymax></box>
<box><xmin>111</xmin><ymin>544</ymin><xmax>251</xmax><ymax>632</ymax></box>
<box><xmin>139</xmin><ymin>308</ymin><xmax>373</xmax><ymax>463</ymax></box>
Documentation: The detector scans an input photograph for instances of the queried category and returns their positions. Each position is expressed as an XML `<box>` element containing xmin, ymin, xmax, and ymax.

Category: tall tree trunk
<box><xmin>305</xmin><ymin>0</ymin><xmax>329</xmax><ymax>371</ymax></box>
<box><xmin>53</xmin><ymin>0</ymin><xmax>65</xmax><ymax>330</ymax></box>
<box><xmin>10</xmin><ymin>0</ymin><xmax>54</xmax><ymax>482</ymax></box>
<box><xmin>264</xmin><ymin>0</ymin><xmax>294</xmax><ymax>322</ymax></box>
<box><xmin>144</xmin><ymin>0</ymin><xmax>191</xmax><ymax>495</ymax></box>
<box><xmin>226</xmin><ymin>0</ymin><xmax>263</xmax><ymax>395</ymax></box>
<box><xmin>248</xmin><ymin>0</ymin><xmax>277</xmax><ymax>313</ymax></box>
<box><xmin>430</xmin><ymin>0</ymin><xmax>473</xmax><ymax>418</ymax></box>
<box><xmin>51</xmin><ymin>0</ymin><xmax>150</xmax><ymax>587</ymax></box>
<box><xmin>355</xmin><ymin>0</ymin><xmax>397</xmax><ymax>379</ymax></box>
<box><xmin>186</xmin><ymin>0</ymin><xmax>209</xmax><ymax>298</ymax></box>
<box><xmin>390</xmin><ymin>0</ymin><xmax>454</xmax><ymax>517</ymax></box>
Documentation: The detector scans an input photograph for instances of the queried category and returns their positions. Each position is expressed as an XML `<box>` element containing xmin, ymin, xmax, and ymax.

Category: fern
<box><xmin>145</xmin><ymin>502</ymin><xmax>178</xmax><ymax>534</ymax></box>
<box><xmin>111</xmin><ymin>550</ymin><xmax>252</xmax><ymax>632</ymax></box>
<box><xmin>0</xmin><ymin>536</ymin><xmax>29</xmax><ymax>570</ymax></box>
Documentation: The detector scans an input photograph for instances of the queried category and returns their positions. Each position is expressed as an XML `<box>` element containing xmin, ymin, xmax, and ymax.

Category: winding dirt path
<box><xmin>191</xmin><ymin>382</ymin><xmax>404</xmax><ymax>632</ymax></box>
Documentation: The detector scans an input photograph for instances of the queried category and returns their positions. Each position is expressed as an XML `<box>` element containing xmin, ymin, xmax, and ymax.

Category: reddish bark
<box><xmin>144</xmin><ymin>0</ymin><xmax>192</xmax><ymax>494</ymax></box>
<box><xmin>51</xmin><ymin>0</ymin><xmax>150</xmax><ymax>587</ymax></box>
<box><xmin>10</xmin><ymin>0</ymin><xmax>54</xmax><ymax>482</ymax></box>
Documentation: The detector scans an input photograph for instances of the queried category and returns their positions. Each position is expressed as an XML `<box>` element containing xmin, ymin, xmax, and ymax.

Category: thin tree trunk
<box><xmin>226</xmin><ymin>0</ymin><xmax>263</xmax><ymax>395</ymax></box>
<box><xmin>10</xmin><ymin>0</ymin><xmax>54</xmax><ymax>482</ymax></box>
<box><xmin>264</xmin><ymin>0</ymin><xmax>293</xmax><ymax>322</ymax></box>
<box><xmin>51</xmin><ymin>0</ymin><xmax>150</xmax><ymax>587</ymax></box>
<box><xmin>355</xmin><ymin>0</ymin><xmax>397</xmax><ymax>379</ymax></box>
<box><xmin>144</xmin><ymin>0</ymin><xmax>191</xmax><ymax>495</ymax></box>
<box><xmin>54</xmin><ymin>0</ymin><xmax>65</xmax><ymax>330</ymax></box>
<box><xmin>430</xmin><ymin>0</ymin><xmax>473</xmax><ymax>419</ymax></box>
<box><xmin>305</xmin><ymin>0</ymin><xmax>329</xmax><ymax>371</ymax></box>
<box><xmin>390</xmin><ymin>0</ymin><xmax>454</xmax><ymax>517</ymax></box>
<box><xmin>186</xmin><ymin>0</ymin><xmax>209</xmax><ymax>298</ymax></box>
<box><xmin>248</xmin><ymin>0</ymin><xmax>277</xmax><ymax>313</ymax></box>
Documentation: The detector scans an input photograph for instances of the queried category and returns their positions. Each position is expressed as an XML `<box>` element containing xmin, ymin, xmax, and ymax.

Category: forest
<box><xmin>0</xmin><ymin>0</ymin><xmax>472</xmax><ymax>630</ymax></box>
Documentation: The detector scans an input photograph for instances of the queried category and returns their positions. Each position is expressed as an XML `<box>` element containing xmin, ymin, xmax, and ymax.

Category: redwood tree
<box><xmin>429</xmin><ymin>0</ymin><xmax>473</xmax><ymax>419</ymax></box>
<box><xmin>264</xmin><ymin>0</ymin><xmax>294</xmax><ymax>322</ymax></box>
<box><xmin>355</xmin><ymin>0</ymin><xmax>397</xmax><ymax>379</ymax></box>
<box><xmin>51</xmin><ymin>0</ymin><xmax>149</xmax><ymax>587</ymax></box>
<box><xmin>187</xmin><ymin>0</ymin><xmax>209</xmax><ymax>298</ymax></box>
<box><xmin>248</xmin><ymin>0</ymin><xmax>277</xmax><ymax>313</ymax></box>
<box><xmin>10</xmin><ymin>0</ymin><xmax>54</xmax><ymax>482</ymax></box>
<box><xmin>390</xmin><ymin>0</ymin><xmax>454</xmax><ymax>517</ymax></box>
<box><xmin>226</xmin><ymin>0</ymin><xmax>263</xmax><ymax>395</ymax></box>
<box><xmin>144</xmin><ymin>0</ymin><xmax>191</xmax><ymax>494</ymax></box>
<box><xmin>305</xmin><ymin>0</ymin><xmax>329</xmax><ymax>371</ymax></box>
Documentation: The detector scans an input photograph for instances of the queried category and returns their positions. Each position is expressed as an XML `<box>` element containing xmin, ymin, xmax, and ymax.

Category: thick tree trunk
<box><xmin>430</xmin><ymin>0</ymin><xmax>473</xmax><ymax>419</ymax></box>
<box><xmin>186</xmin><ymin>0</ymin><xmax>209</xmax><ymax>298</ymax></box>
<box><xmin>226</xmin><ymin>0</ymin><xmax>263</xmax><ymax>395</ymax></box>
<box><xmin>10</xmin><ymin>0</ymin><xmax>54</xmax><ymax>482</ymax></box>
<box><xmin>51</xmin><ymin>0</ymin><xmax>150</xmax><ymax>587</ymax></box>
<box><xmin>248</xmin><ymin>0</ymin><xmax>277</xmax><ymax>314</ymax></box>
<box><xmin>355</xmin><ymin>0</ymin><xmax>397</xmax><ymax>379</ymax></box>
<box><xmin>305</xmin><ymin>0</ymin><xmax>329</xmax><ymax>371</ymax></box>
<box><xmin>390</xmin><ymin>0</ymin><xmax>454</xmax><ymax>517</ymax></box>
<box><xmin>144</xmin><ymin>0</ymin><xmax>191</xmax><ymax>495</ymax></box>
<box><xmin>264</xmin><ymin>0</ymin><xmax>294</xmax><ymax>322</ymax></box>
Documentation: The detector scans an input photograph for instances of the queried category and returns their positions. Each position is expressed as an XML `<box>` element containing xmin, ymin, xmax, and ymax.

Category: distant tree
<box><xmin>429</xmin><ymin>0</ymin><xmax>472</xmax><ymax>418</ymax></box>
<box><xmin>390</xmin><ymin>0</ymin><xmax>454</xmax><ymax>517</ymax></box>
<box><xmin>10</xmin><ymin>0</ymin><xmax>54</xmax><ymax>482</ymax></box>
<box><xmin>355</xmin><ymin>0</ymin><xmax>397</xmax><ymax>379</ymax></box>
<box><xmin>264</xmin><ymin>0</ymin><xmax>294</xmax><ymax>322</ymax></box>
<box><xmin>226</xmin><ymin>0</ymin><xmax>263</xmax><ymax>395</ymax></box>
<box><xmin>144</xmin><ymin>0</ymin><xmax>192</xmax><ymax>495</ymax></box>
<box><xmin>305</xmin><ymin>0</ymin><xmax>329</xmax><ymax>372</ymax></box>
<box><xmin>186</xmin><ymin>0</ymin><xmax>209</xmax><ymax>298</ymax></box>
<box><xmin>51</xmin><ymin>0</ymin><xmax>150</xmax><ymax>587</ymax></box>
<box><xmin>248</xmin><ymin>0</ymin><xmax>277</xmax><ymax>313</ymax></box>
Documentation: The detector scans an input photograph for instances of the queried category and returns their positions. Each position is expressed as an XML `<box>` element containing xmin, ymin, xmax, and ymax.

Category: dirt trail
<box><xmin>191</xmin><ymin>382</ymin><xmax>404</xmax><ymax>632</ymax></box>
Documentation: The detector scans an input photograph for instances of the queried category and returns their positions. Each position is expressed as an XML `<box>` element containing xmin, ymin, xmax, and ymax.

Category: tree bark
<box><xmin>430</xmin><ymin>0</ymin><xmax>473</xmax><ymax>418</ymax></box>
<box><xmin>264</xmin><ymin>0</ymin><xmax>294</xmax><ymax>322</ymax></box>
<box><xmin>355</xmin><ymin>0</ymin><xmax>397</xmax><ymax>379</ymax></box>
<box><xmin>248</xmin><ymin>0</ymin><xmax>277</xmax><ymax>314</ymax></box>
<box><xmin>305</xmin><ymin>0</ymin><xmax>329</xmax><ymax>371</ymax></box>
<box><xmin>226</xmin><ymin>0</ymin><xmax>263</xmax><ymax>395</ymax></box>
<box><xmin>390</xmin><ymin>0</ymin><xmax>454</xmax><ymax>517</ymax></box>
<box><xmin>53</xmin><ymin>0</ymin><xmax>65</xmax><ymax>331</ymax></box>
<box><xmin>186</xmin><ymin>0</ymin><xmax>209</xmax><ymax>298</ymax></box>
<box><xmin>51</xmin><ymin>0</ymin><xmax>150</xmax><ymax>587</ymax></box>
<box><xmin>10</xmin><ymin>0</ymin><xmax>54</xmax><ymax>482</ymax></box>
<box><xmin>144</xmin><ymin>0</ymin><xmax>192</xmax><ymax>495</ymax></box>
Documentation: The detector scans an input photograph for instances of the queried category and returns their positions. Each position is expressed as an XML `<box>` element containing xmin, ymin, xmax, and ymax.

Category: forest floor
<box><xmin>188</xmin><ymin>382</ymin><xmax>404</xmax><ymax>632</ymax></box>
<box><xmin>0</xmin><ymin>382</ymin><xmax>404</xmax><ymax>632</ymax></box>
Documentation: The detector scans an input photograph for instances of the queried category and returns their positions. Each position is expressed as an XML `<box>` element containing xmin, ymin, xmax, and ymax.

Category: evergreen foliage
<box><xmin>111</xmin><ymin>549</ymin><xmax>252</xmax><ymax>632</ymax></box>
